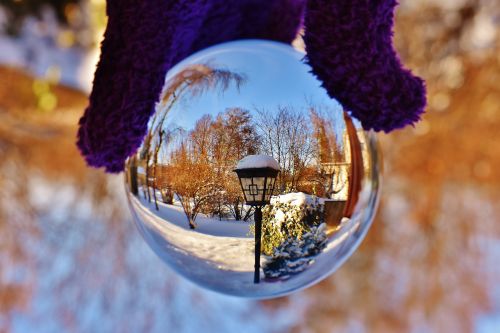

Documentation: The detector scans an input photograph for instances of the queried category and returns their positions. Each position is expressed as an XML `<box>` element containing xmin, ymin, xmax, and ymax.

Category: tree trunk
<box><xmin>145</xmin><ymin>166</ymin><xmax>151</xmax><ymax>203</ymax></box>
<box><xmin>161</xmin><ymin>189</ymin><xmax>173</xmax><ymax>204</ymax></box>
<box><xmin>234</xmin><ymin>202</ymin><xmax>241</xmax><ymax>221</ymax></box>
<box><xmin>128</xmin><ymin>156</ymin><xmax>139</xmax><ymax>196</ymax></box>
<box><xmin>243</xmin><ymin>206</ymin><xmax>254</xmax><ymax>221</ymax></box>
<box><xmin>188</xmin><ymin>217</ymin><xmax>197</xmax><ymax>229</ymax></box>
<box><xmin>152</xmin><ymin>131</ymin><xmax>164</xmax><ymax>211</ymax></box>
<box><xmin>153</xmin><ymin>189</ymin><xmax>159</xmax><ymax>210</ymax></box>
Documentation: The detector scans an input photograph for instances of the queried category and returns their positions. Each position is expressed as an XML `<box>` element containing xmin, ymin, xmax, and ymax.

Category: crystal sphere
<box><xmin>125</xmin><ymin>40</ymin><xmax>381</xmax><ymax>298</ymax></box>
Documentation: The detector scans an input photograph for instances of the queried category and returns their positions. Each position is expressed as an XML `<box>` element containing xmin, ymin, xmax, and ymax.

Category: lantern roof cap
<box><xmin>235</xmin><ymin>154</ymin><xmax>280</xmax><ymax>171</ymax></box>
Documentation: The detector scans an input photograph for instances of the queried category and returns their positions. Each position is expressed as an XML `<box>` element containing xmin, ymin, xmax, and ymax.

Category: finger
<box><xmin>304</xmin><ymin>0</ymin><xmax>426</xmax><ymax>132</ymax></box>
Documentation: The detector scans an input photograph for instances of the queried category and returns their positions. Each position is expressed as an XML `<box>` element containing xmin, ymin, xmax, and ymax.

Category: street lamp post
<box><xmin>234</xmin><ymin>155</ymin><xmax>280</xmax><ymax>283</ymax></box>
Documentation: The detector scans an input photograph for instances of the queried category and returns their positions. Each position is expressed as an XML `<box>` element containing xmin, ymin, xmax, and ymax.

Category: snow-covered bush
<box><xmin>257</xmin><ymin>192</ymin><xmax>325</xmax><ymax>255</ymax></box>
<box><xmin>263</xmin><ymin>223</ymin><xmax>328</xmax><ymax>279</ymax></box>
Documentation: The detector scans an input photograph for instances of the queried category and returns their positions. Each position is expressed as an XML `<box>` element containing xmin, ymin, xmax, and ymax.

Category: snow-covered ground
<box><xmin>128</xmin><ymin>187</ymin><xmax>372</xmax><ymax>298</ymax></box>
<box><xmin>132</xmin><ymin>195</ymin><xmax>255</xmax><ymax>272</ymax></box>
<box><xmin>138</xmin><ymin>194</ymin><xmax>253</xmax><ymax>238</ymax></box>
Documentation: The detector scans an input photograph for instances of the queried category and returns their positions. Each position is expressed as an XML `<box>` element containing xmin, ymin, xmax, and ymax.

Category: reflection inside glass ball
<box><xmin>125</xmin><ymin>40</ymin><xmax>381</xmax><ymax>298</ymax></box>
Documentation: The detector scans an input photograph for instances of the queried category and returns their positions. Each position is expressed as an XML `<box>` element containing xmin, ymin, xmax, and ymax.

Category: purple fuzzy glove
<box><xmin>78</xmin><ymin>0</ymin><xmax>426</xmax><ymax>172</ymax></box>
<box><xmin>77</xmin><ymin>0</ymin><xmax>305</xmax><ymax>173</ymax></box>
<box><xmin>304</xmin><ymin>0</ymin><xmax>427</xmax><ymax>131</ymax></box>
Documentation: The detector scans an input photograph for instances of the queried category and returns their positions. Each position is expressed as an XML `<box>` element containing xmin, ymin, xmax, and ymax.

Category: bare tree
<box><xmin>310</xmin><ymin>108</ymin><xmax>347</xmax><ymax>198</ymax></box>
<box><xmin>208</xmin><ymin>108</ymin><xmax>260</xmax><ymax>220</ymax></box>
<box><xmin>142</xmin><ymin>64</ymin><xmax>246</xmax><ymax>224</ymax></box>
<box><xmin>256</xmin><ymin>107</ymin><xmax>316</xmax><ymax>192</ymax></box>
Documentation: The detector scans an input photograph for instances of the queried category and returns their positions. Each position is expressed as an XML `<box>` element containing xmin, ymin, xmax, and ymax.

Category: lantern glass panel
<box><xmin>253</xmin><ymin>177</ymin><xmax>265</xmax><ymax>201</ymax></box>
<box><xmin>264</xmin><ymin>177</ymin><xmax>276</xmax><ymax>201</ymax></box>
<box><xmin>239</xmin><ymin>177</ymin><xmax>253</xmax><ymax>203</ymax></box>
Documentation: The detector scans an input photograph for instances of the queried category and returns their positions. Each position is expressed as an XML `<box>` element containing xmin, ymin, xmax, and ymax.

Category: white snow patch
<box><xmin>235</xmin><ymin>155</ymin><xmax>280</xmax><ymax>171</ymax></box>
<box><xmin>271</xmin><ymin>192</ymin><xmax>324</xmax><ymax>207</ymax></box>
<box><xmin>268</xmin><ymin>192</ymin><xmax>325</xmax><ymax>226</ymax></box>
<box><xmin>274</xmin><ymin>210</ymin><xmax>286</xmax><ymax>224</ymax></box>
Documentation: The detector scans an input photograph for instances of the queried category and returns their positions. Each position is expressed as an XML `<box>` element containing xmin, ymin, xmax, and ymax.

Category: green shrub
<box><xmin>251</xmin><ymin>194</ymin><xmax>325</xmax><ymax>255</ymax></box>
<box><xmin>263</xmin><ymin>223</ymin><xmax>328</xmax><ymax>279</ymax></box>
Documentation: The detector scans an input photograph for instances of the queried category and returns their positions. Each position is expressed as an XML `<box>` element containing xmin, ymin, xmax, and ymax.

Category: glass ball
<box><xmin>125</xmin><ymin>40</ymin><xmax>381</xmax><ymax>298</ymax></box>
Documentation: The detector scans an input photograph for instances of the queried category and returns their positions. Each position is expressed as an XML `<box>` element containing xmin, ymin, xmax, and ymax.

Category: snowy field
<box><xmin>137</xmin><ymin>193</ymin><xmax>253</xmax><ymax>238</ymax></box>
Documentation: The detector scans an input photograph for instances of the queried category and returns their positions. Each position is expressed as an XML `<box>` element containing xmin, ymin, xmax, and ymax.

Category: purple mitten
<box><xmin>304</xmin><ymin>0</ymin><xmax>426</xmax><ymax>132</ymax></box>
<box><xmin>78</xmin><ymin>0</ymin><xmax>426</xmax><ymax>172</ymax></box>
<box><xmin>77</xmin><ymin>0</ymin><xmax>305</xmax><ymax>172</ymax></box>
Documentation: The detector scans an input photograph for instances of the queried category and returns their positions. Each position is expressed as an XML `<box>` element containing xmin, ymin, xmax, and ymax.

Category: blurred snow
<box><xmin>6</xmin><ymin>176</ymin><xmax>298</xmax><ymax>333</ymax></box>
<box><xmin>0</xmin><ymin>7</ymin><xmax>97</xmax><ymax>92</ymax></box>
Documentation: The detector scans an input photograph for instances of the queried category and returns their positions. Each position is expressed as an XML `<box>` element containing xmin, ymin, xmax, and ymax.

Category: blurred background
<box><xmin>0</xmin><ymin>0</ymin><xmax>499</xmax><ymax>332</ymax></box>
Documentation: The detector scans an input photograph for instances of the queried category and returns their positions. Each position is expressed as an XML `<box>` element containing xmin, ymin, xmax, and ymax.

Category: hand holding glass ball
<box><xmin>125</xmin><ymin>40</ymin><xmax>381</xmax><ymax>298</ymax></box>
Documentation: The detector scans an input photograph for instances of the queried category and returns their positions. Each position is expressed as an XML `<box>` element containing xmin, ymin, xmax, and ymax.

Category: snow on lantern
<box><xmin>234</xmin><ymin>155</ymin><xmax>280</xmax><ymax>206</ymax></box>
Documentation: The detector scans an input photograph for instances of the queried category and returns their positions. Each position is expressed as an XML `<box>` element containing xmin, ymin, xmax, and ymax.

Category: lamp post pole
<box><xmin>233</xmin><ymin>154</ymin><xmax>280</xmax><ymax>284</ymax></box>
<box><xmin>254</xmin><ymin>206</ymin><xmax>263</xmax><ymax>283</ymax></box>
